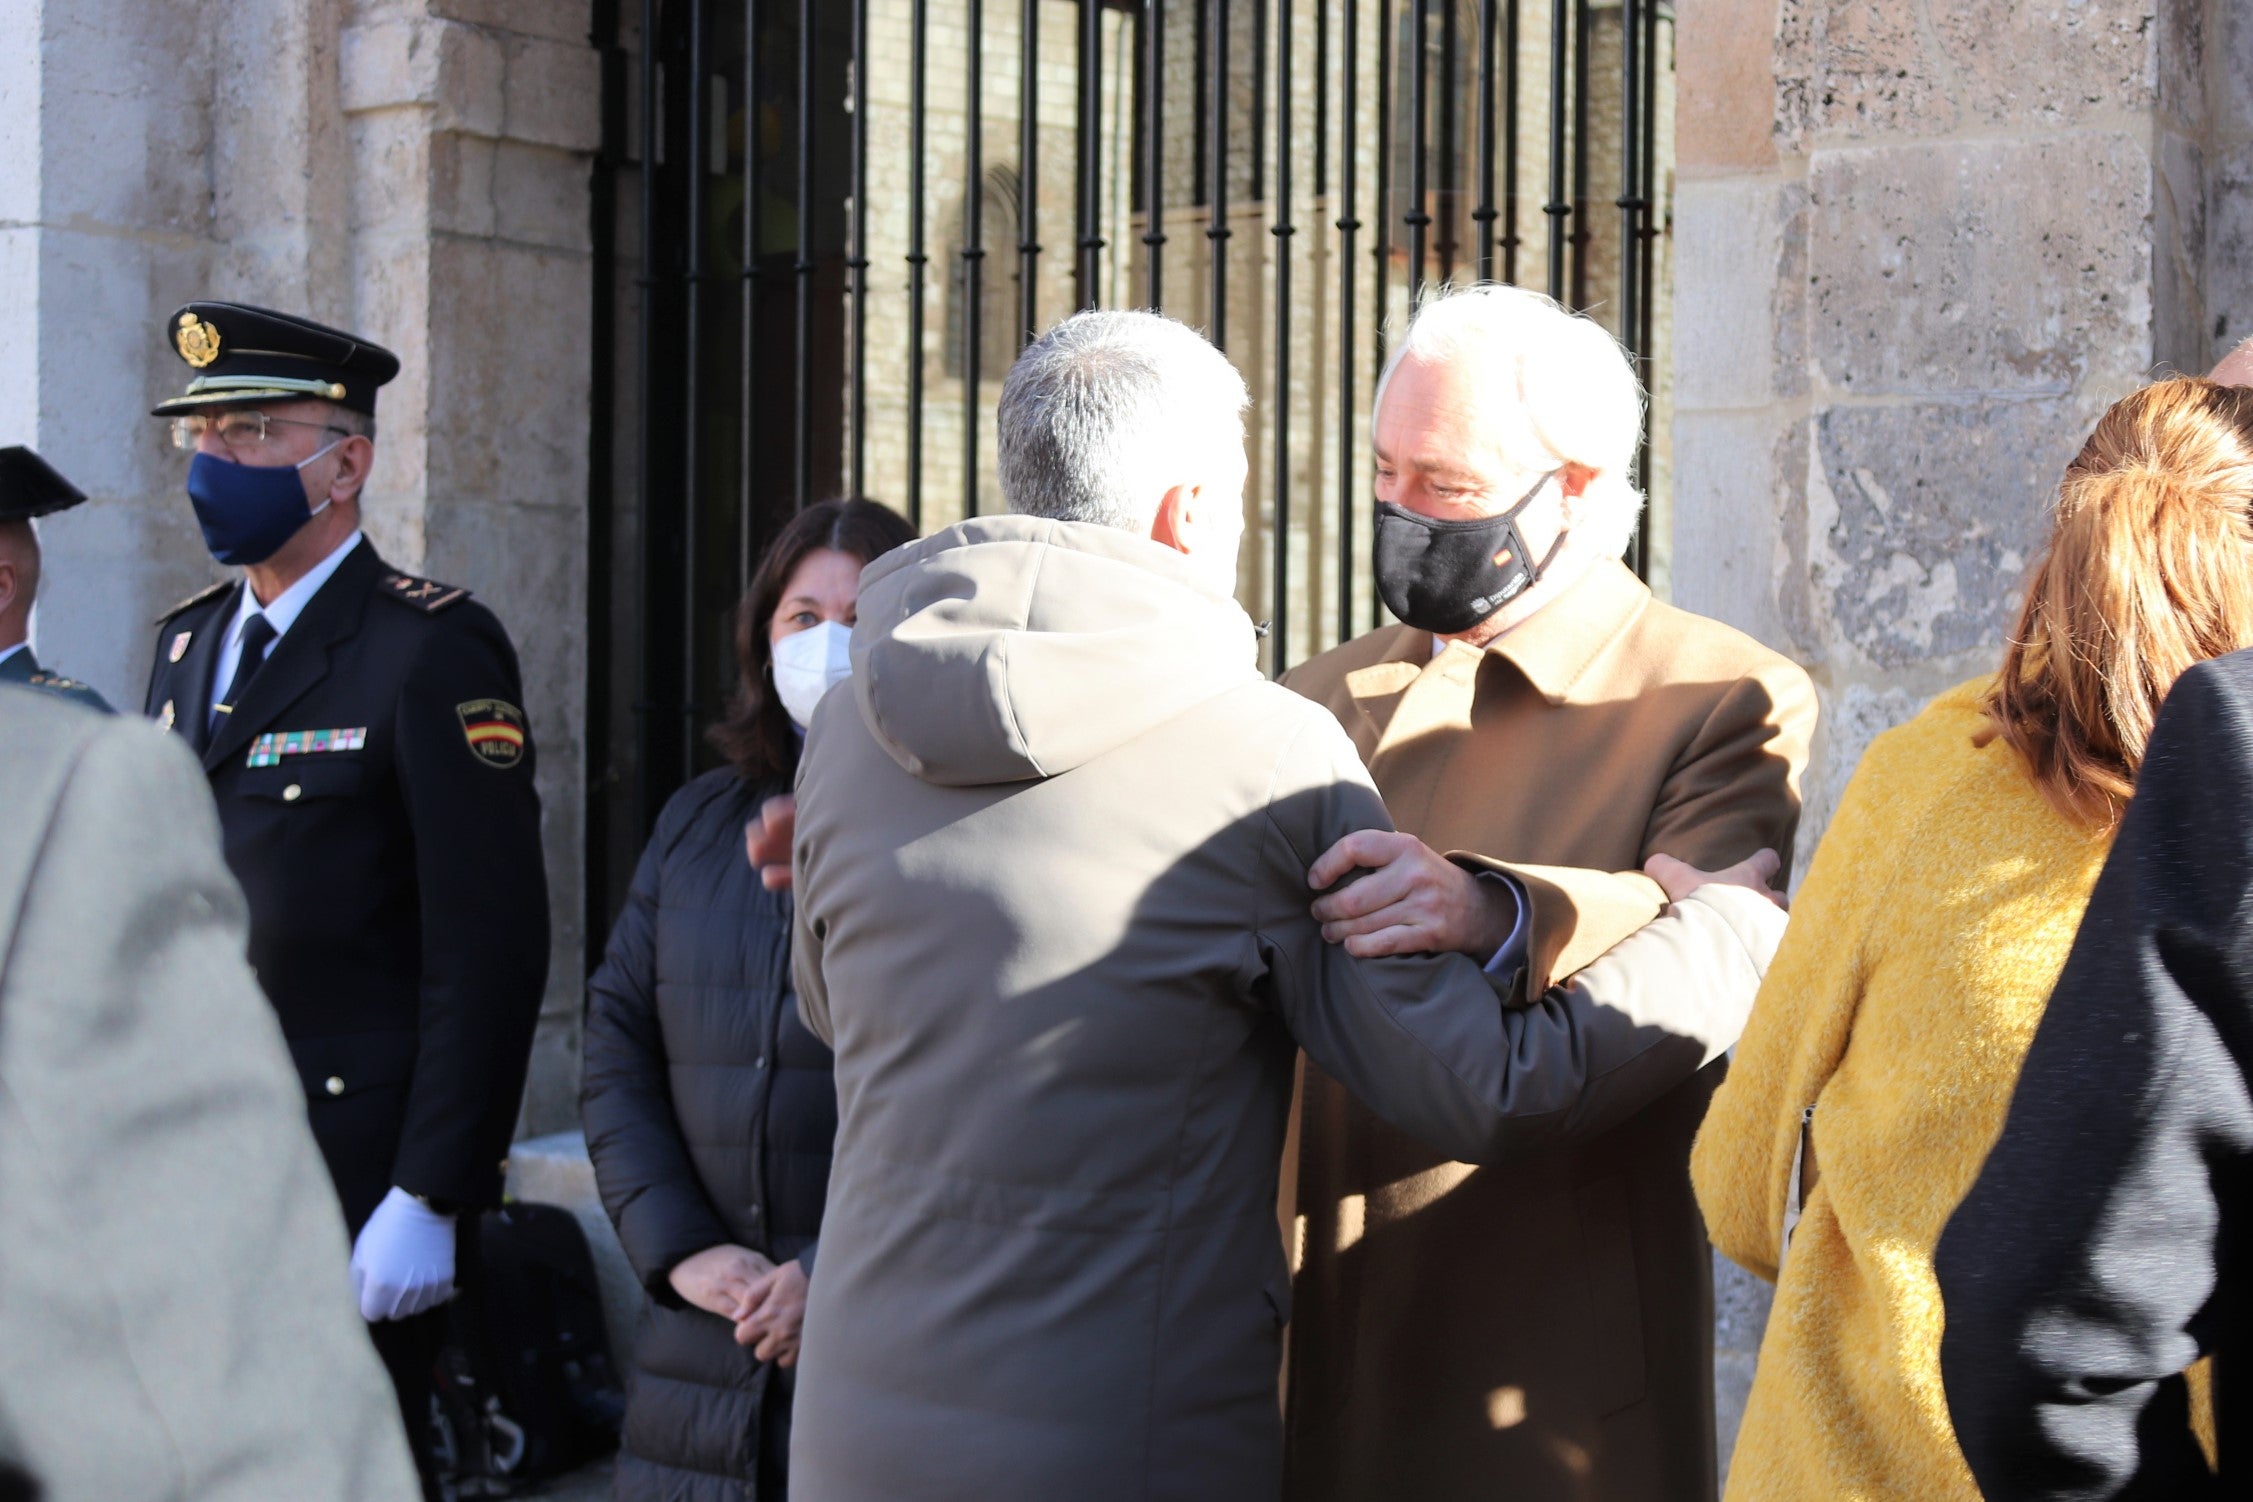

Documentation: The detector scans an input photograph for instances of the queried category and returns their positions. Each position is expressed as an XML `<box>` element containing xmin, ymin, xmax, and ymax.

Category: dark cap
<box><xmin>150</xmin><ymin>302</ymin><xmax>401</xmax><ymax>418</ymax></box>
<box><xmin>0</xmin><ymin>446</ymin><xmax>88</xmax><ymax>523</ymax></box>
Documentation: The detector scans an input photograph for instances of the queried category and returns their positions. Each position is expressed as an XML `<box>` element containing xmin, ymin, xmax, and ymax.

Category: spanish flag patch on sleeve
<box><xmin>455</xmin><ymin>699</ymin><xmax>529</xmax><ymax>768</ymax></box>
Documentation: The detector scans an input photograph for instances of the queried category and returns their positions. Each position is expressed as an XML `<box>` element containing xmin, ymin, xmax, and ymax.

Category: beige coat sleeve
<box><xmin>1447</xmin><ymin>855</ymin><xmax>1667</xmax><ymax>998</ymax></box>
<box><xmin>1646</xmin><ymin>656</ymin><xmax>1819</xmax><ymax>872</ymax></box>
<box><xmin>1443</xmin><ymin>650</ymin><xmax>1816</xmax><ymax>1058</ymax></box>
<box><xmin>0</xmin><ymin>706</ymin><xmax>419</xmax><ymax>1502</ymax></box>
<box><xmin>1261</xmin><ymin>707</ymin><xmax>1783</xmax><ymax>1164</ymax></box>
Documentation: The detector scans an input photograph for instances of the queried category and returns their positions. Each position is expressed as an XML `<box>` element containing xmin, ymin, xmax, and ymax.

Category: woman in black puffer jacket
<box><xmin>584</xmin><ymin>499</ymin><xmax>915</xmax><ymax>1501</ymax></box>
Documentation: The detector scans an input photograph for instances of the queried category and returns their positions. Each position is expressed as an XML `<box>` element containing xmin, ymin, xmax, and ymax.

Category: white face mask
<box><xmin>771</xmin><ymin>620</ymin><xmax>854</xmax><ymax>730</ymax></box>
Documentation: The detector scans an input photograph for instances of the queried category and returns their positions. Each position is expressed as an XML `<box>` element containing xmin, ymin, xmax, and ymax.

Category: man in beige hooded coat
<box><xmin>786</xmin><ymin>310</ymin><xmax>1785</xmax><ymax>1501</ymax></box>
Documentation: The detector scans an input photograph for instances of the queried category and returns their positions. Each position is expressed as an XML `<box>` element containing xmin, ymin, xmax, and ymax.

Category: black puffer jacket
<box><xmin>584</xmin><ymin>769</ymin><xmax>837</xmax><ymax>1501</ymax></box>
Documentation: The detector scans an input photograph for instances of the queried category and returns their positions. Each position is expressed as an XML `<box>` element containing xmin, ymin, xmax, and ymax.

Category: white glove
<box><xmin>351</xmin><ymin>1186</ymin><xmax>458</xmax><ymax>1322</ymax></box>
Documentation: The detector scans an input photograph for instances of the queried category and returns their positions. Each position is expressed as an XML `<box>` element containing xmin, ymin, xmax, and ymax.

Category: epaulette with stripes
<box><xmin>154</xmin><ymin>579</ymin><xmax>232</xmax><ymax>624</ymax></box>
<box><xmin>378</xmin><ymin>571</ymin><xmax>472</xmax><ymax>614</ymax></box>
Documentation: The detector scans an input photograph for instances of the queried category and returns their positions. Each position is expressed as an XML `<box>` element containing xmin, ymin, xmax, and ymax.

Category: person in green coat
<box><xmin>0</xmin><ymin>446</ymin><xmax>113</xmax><ymax>714</ymax></box>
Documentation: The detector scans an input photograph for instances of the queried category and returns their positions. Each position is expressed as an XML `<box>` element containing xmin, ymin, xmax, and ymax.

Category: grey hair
<box><xmin>996</xmin><ymin>309</ymin><xmax>1250</xmax><ymax>531</ymax></box>
<box><xmin>1375</xmin><ymin>282</ymin><xmax>1647</xmax><ymax>559</ymax></box>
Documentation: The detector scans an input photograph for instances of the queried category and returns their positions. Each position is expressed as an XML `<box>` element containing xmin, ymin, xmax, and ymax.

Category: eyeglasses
<box><xmin>170</xmin><ymin>411</ymin><xmax>352</xmax><ymax>455</ymax></box>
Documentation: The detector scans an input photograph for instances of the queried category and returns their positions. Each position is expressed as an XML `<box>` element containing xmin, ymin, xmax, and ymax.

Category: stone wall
<box><xmin>6</xmin><ymin>0</ymin><xmax>600</xmax><ymax>1137</ymax></box>
<box><xmin>1670</xmin><ymin>0</ymin><xmax>2253</xmax><ymax>1477</ymax></box>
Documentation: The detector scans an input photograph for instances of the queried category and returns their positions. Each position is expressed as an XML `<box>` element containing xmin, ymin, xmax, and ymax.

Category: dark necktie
<box><xmin>210</xmin><ymin>613</ymin><xmax>277</xmax><ymax>737</ymax></box>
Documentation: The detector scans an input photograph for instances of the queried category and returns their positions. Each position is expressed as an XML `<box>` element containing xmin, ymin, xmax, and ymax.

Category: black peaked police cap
<box><xmin>0</xmin><ymin>446</ymin><xmax>89</xmax><ymax>523</ymax></box>
<box><xmin>151</xmin><ymin>302</ymin><xmax>401</xmax><ymax>418</ymax></box>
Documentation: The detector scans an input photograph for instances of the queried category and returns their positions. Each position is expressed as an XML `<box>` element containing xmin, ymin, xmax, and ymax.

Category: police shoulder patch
<box><xmin>379</xmin><ymin>572</ymin><xmax>472</xmax><ymax>614</ymax></box>
<box><xmin>154</xmin><ymin>579</ymin><xmax>231</xmax><ymax>624</ymax></box>
<box><xmin>456</xmin><ymin>699</ymin><xmax>528</xmax><ymax>768</ymax></box>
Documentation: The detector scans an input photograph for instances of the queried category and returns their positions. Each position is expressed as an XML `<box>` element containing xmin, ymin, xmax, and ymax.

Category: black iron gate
<box><xmin>589</xmin><ymin>0</ymin><xmax>1675</xmax><ymax>927</ymax></box>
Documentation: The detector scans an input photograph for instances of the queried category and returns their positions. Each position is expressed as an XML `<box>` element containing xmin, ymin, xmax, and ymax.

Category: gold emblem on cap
<box><xmin>175</xmin><ymin>312</ymin><xmax>222</xmax><ymax>369</ymax></box>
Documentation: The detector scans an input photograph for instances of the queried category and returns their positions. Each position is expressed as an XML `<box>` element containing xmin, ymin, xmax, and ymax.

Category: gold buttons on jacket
<box><xmin>283</xmin><ymin>783</ymin><xmax>302</xmax><ymax>802</ymax></box>
<box><xmin>325</xmin><ymin>1076</ymin><xmax>345</xmax><ymax>1096</ymax></box>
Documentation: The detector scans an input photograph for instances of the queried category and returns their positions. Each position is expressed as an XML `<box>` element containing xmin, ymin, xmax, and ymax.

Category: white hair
<box><xmin>996</xmin><ymin>309</ymin><xmax>1250</xmax><ymax>531</ymax></box>
<box><xmin>1376</xmin><ymin>283</ymin><xmax>1647</xmax><ymax>559</ymax></box>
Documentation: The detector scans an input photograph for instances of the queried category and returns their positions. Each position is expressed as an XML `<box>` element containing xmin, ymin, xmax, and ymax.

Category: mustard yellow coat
<box><xmin>1690</xmin><ymin>679</ymin><xmax>2117</xmax><ymax>1498</ymax></box>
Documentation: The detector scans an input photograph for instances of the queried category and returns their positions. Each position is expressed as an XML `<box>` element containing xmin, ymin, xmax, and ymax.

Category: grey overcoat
<box><xmin>786</xmin><ymin>517</ymin><xmax>1779</xmax><ymax>1501</ymax></box>
<box><xmin>0</xmin><ymin>687</ymin><xmax>418</xmax><ymax>1501</ymax></box>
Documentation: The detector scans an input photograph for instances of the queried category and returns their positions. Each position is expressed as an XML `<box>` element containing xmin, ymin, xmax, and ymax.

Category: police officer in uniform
<box><xmin>141</xmin><ymin>302</ymin><xmax>549</xmax><ymax>1496</ymax></box>
<box><xmin>0</xmin><ymin>445</ymin><xmax>114</xmax><ymax>712</ymax></box>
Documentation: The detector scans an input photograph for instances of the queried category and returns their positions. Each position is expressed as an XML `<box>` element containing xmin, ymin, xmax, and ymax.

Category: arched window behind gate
<box><xmin>946</xmin><ymin>164</ymin><xmax>1027</xmax><ymax>384</ymax></box>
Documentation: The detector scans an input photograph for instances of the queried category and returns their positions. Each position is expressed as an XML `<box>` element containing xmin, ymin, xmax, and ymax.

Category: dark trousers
<box><xmin>760</xmin><ymin>1364</ymin><xmax>796</xmax><ymax>1501</ymax></box>
<box><xmin>370</xmin><ymin>1304</ymin><xmax>450</xmax><ymax>1502</ymax></box>
<box><xmin>365</xmin><ymin>1215</ymin><xmax>478</xmax><ymax>1502</ymax></box>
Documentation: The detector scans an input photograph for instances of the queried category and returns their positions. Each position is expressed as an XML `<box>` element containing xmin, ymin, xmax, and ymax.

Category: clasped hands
<box><xmin>1309</xmin><ymin>829</ymin><xmax>1785</xmax><ymax>958</ymax></box>
<box><xmin>668</xmin><ymin>1243</ymin><xmax>810</xmax><ymax>1366</ymax></box>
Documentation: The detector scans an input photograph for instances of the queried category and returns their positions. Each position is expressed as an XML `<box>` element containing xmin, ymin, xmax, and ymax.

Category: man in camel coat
<box><xmin>1282</xmin><ymin>285</ymin><xmax>1818</xmax><ymax>1502</ymax></box>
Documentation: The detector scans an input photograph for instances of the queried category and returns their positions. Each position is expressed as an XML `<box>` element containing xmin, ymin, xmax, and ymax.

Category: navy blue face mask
<box><xmin>187</xmin><ymin>443</ymin><xmax>339</xmax><ymax>566</ymax></box>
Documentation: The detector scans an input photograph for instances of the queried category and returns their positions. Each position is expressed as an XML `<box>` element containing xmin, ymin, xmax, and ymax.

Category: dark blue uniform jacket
<box><xmin>143</xmin><ymin>537</ymin><xmax>549</xmax><ymax>1232</ymax></box>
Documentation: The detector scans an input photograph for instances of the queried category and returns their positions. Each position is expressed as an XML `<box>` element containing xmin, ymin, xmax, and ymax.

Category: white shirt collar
<box><xmin>227</xmin><ymin>530</ymin><xmax>365</xmax><ymax>650</ymax></box>
<box><xmin>0</xmin><ymin>642</ymin><xmax>24</xmax><ymax>668</ymax></box>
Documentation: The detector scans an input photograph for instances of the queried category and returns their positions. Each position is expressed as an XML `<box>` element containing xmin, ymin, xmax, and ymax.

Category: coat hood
<box><xmin>849</xmin><ymin>514</ymin><xmax>1262</xmax><ymax>787</ymax></box>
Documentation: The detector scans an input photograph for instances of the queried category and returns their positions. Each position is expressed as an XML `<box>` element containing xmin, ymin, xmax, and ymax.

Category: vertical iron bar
<box><xmin>1543</xmin><ymin>0</ymin><xmax>1567</xmax><ymax>299</ymax></box>
<box><xmin>589</xmin><ymin>0</ymin><xmax>622</xmax><ymax>934</ymax></box>
<box><xmin>1570</xmin><ymin>0</ymin><xmax>1590</xmax><ymax>309</ymax></box>
<box><xmin>965</xmin><ymin>0</ymin><xmax>985</xmax><ymax>515</ymax></box>
<box><xmin>1640</xmin><ymin>0</ymin><xmax>1659</xmax><ymax>360</ymax></box>
<box><xmin>1337</xmin><ymin>0</ymin><xmax>1359</xmax><ymax>644</ymax></box>
<box><xmin>908</xmin><ymin>0</ymin><xmax>928</xmax><ymax>524</ymax></box>
<box><xmin>1503</xmin><ymin>0</ymin><xmax>1520</xmax><ymax>283</ymax></box>
<box><xmin>1474</xmin><ymin>0</ymin><xmax>1497</xmax><ymax>278</ymax></box>
<box><xmin>1436</xmin><ymin>0</ymin><xmax>1458</xmax><ymax>284</ymax></box>
<box><xmin>1618</xmin><ymin>0</ymin><xmax>1641</xmax><ymax>366</ymax></box>
<box><xmin>1076</xmin><ymin>0</ymin><xmax>1102</xmax><ymax>307</ymax></box>
<box><xmin>1640</xmin><ymin>0</ymin><xmax>1660</xmax><ymax>357</ymax></box>
<box><xmin>1641</xmin><ymin>1</ymin><xmax>1659</xmax><ymax>361</ymax></box>
<box><xmin>635</xmin><ymin>0</ymin><xmax>660</xmax><ymax>827</ymax></box>
<box><xmin>796</xmin><ymin>0</ymin><xmax>816</xmax><ymax>512</ymax></box>
<box><xmin>683</xmin><ymin>0</ymin><xmax>709</xmax><ymax>779</ymax></box>
<box><xmin>741</xmin><ymin>0</ymin><xmax>762</xmax><ymax>584</ymax></box>
<box><xmin>850</xmin><ymin>0</ymin><xmax>869</xmax><ymax>499</ymax></box>
<box><xmin>1194</xmin><ymin>0</ymin><xmax>1208</xmax><ymax>204</ymax></box>
<box><xmin>1372</xmin><ymin>0</ymin><xmax>1393</xmax><ymax>630</ymax></box>
<box><xmin>1616</xmin><ymin>0</ymin><xmax>1640</xmax><ymax>571</ymax></box>
<box><xmin>1020</xmin><ymin>0</ymin><xmax>1041</xmax><ymax>348</ymax></box>
<box><xmin>1252</xmin><ymin>0</ymin><xmax>1268</xmax><ymax>198</ymax></box>
<box><xmin>1315</xmin><ymin>0</ymin><xmax>1330</xmax><ymax>196</ymax></box>
<box><xmin>1372</xmin><ymin>0</ymin><xmax>1391</xmax><ymax>380</ymax></box>
<box><xmin>1272</xmin><ymin>0</ymin><xmax>1294</xmax><ymax>673</ymax></box>
<box><xmin>1635</xmin><ymin>0</ymin><xmax>1660</xmax><ymax>574</ymax></box>
<box><xmin>1141</xmin><ymin>0</ymin><xmax>1165</xmax><ymax>307</ymax></box>
<box><xmin>1406</xmin><ymin>0</ymin><xmax>1428</xmax><ymax>297</ymax></box>
<box><xmin>1206</xmin><ymin>0</ymin><xmax>1229</xmax><ymax>347</ymax></box>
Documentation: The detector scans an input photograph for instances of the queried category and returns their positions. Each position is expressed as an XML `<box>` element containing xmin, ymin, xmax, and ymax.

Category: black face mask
<box><xmin>1372</xmin><ymin>471</ymin><xmax>1566</xmax><ymax>635</ymax></box>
